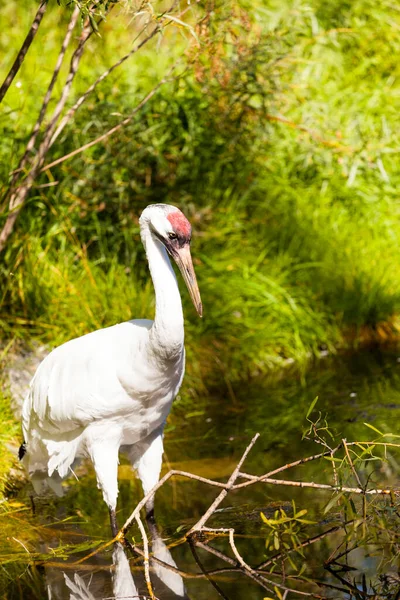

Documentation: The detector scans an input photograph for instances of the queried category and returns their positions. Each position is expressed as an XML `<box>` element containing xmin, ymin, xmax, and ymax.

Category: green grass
<box><xmin>1</xmin><ymin>0</ymin><xmax>400</xmax><ymax>400</ymax></box>
<box><xmin>0</xmin><ymin>385</ymin><xmax>21</xmax><ymax>495</ymax></box>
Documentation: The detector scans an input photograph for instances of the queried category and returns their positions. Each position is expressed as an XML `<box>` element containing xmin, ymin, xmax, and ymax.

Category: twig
<box><xmin>234</xmin><ymin>475</ymin><xmax>398</xmax><ymax>496</ymax></box>
<box><xmin>0</xmin><ymin>17</ymin><xmax>92</xmax><ymax>252</ymax></box>
<box><xmin>330</xmin><ymin>447</ymin><xmax>339</xmax><ymax>487</ymax></box>
<box><xmin>121</xmin><ymin>469</ymin><xmax>227</xmax><ymax>536</ymax></box>
<box><xmin>198</xmin><ymin>538</ymin><xmax>321</xmax><ymax>597</ymax></box>
<box><xmin>135</xmin><ymin>513</ymin><xmax>155</xmax><ymax>600</ymax></box>
<box><xmin>188</xmin><ymin>537</ymin><xmax>230</xmax><ymax>600</ymax></box>
<box><xmin>228</xmin><ymin>529</ymin><xmax>255</xmax><ymax>574</ymax></box>
<box><xmin>202</xmin><ymin>528</ymin><xmax>317</xmax><ymax>597</ymax></box>
<box><xmin>236</xmin><ymin>444</ymin><xmax>343</xmax><ymax>487</ymax></box>
<box><xmin>347</xmin><ymin>441</ymin><xmax>400</xmax><ymax>449</ymax></box>
<box><xmin>188</xmin><ymin>433</ymin><xmax>260</xmax><ymax>535</ymax></box>
<box><xmin>125</xmin><ymin>540</ymin><xmax>244</xmax><ymax>579</ymax></box>
<box><xmin>0</xmin><ymin>0</ymin><xmax>48</xmax><ymax>103</ymax></box>
<box><xmin>49</xmin><ymin>23</ymin><xmax>160</xmax><ymax>147</ymax></box>
<box><xmin>38</xmin><ymin>18</ymin><xmax>92</xmax><ymax>156</ymax></box>
<box><xmin>342</xmin><ymin>438</ymin><xmax>363</xmax><ymax>489</ymax></box>
<box><xmin>49</xmin><ymin>0</ymin><xmax>184</xmax><ymax>148</ymax></box>
<box><xmin>194</xmin><ymin>540</ymin><xmax>274</xmax><ymax>594</ymax></box>
<box><xmin>325</xmin><ymin>564</ymin><xmax>376</xmax><ymax>598</ymax></box>
<box><xmin>9</xmin><ymin>5</ymin><xmax>81</xmax><ymax>189</ymax></box>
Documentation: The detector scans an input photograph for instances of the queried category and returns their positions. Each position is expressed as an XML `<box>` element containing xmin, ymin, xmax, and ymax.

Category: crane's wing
<box><xmin>22</xmin><ymin>320</ymin><xmax>153</xmax><ymax>438</ymax></box>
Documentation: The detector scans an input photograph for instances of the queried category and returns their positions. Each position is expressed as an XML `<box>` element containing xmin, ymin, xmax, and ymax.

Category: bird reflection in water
<box><xmin>60</xmin><ymin>526</ymin><xmax>189</xmax><ymax>600</ymax></box>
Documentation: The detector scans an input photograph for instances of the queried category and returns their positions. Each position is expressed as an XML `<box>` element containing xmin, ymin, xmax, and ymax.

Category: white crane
<box><xmin>20</xmin><ymin>203</ymin><xmax>202</xmax><ymax>536</ymax></box>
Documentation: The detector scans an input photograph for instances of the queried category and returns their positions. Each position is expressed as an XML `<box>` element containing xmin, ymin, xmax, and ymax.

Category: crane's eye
<box><xmin>168</xmin><ymin>232</ymin><xmax>178</xmax><ymax>240</ymax></box>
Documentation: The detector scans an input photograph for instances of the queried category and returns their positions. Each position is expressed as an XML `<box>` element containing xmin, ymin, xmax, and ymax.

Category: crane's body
<box><xmin>21</xmin><ymin>204</ymin><xmax>202</xmax><ymax>534</ymax></box>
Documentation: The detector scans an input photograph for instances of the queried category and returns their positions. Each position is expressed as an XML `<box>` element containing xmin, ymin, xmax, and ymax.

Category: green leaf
<box><xmin>324</xmin><ymin>492</ymin><xmax>344</xmax><ymax>514</ymax></box>
<box><xmin>294</xmin><ymin>509</ymin><xmax>308</xmax><ymax>518</ymax></box>
<box><xmin>261</xmin><ymin>512</ymin><xmax>272</xmax><ymax>525</ymax></box>
<box><xmin>274</xmin><ymin>532</ymin><xmax>280</xmax><ymax>550</ymax></box>
<box><xmin>324</xmin><ymin>455</ymin><xmax>343</xmax><ymax>463</ymax></box>
<box><xmin>363</xmin><ymin>422</ymin><xmax>383</xmax><ymax>436</ymax></box>
<box><xmin>306</xmin><ymin>396</ymin><xmax>318</xmax><ymax>419</ymax></box>
<box><xmin>274</xmin><ymin>586</ymin><xmax>283</xmax><ymax>600</ymax></box>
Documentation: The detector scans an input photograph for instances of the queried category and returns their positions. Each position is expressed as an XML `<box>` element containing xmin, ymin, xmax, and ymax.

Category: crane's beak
<box><xmin>173</xmin><ymin>245</ymin><xmax>203</xmax><ymax>317</ymax></box>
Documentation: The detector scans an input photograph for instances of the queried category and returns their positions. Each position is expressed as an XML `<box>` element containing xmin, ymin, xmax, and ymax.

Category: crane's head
<box><xmin>140</xmin><ymin>204</ymin><xmax>203</xmax><ymax>317</ymax></box>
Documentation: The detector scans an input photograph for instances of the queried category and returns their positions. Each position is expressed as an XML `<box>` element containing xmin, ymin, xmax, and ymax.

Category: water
<box><xmin>2</xmin><ymin>347</ymin><xmax>400</xmax><ymax>599</ymax></box>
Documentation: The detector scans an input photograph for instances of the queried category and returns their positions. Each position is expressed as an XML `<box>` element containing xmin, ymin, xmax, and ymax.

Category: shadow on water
<box><xmin>2</xmin><ymin>347</ymin><xmax>400</xmax><ymax>599</ymax></box>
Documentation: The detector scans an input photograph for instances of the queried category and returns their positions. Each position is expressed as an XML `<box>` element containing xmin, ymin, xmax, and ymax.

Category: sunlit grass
<box><xmin>0</xmin><ymin>384</ymin><xmax>21</xmax><ymax>496</ymax></box>
<box><xmin>1</xmin><ymin>0</ymin><xmax>400</xmax><ymax>396</ymax></box>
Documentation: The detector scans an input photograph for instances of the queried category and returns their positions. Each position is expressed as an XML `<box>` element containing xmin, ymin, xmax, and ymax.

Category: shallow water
<box><xmin>2</xmin><ymin>347</ymin><xmax>400</xmax><ymax>599</ymax></box>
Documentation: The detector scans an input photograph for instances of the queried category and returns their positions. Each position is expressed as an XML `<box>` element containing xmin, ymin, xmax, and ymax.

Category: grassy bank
<box><xmin>0</xmin><ymin>386</ymin><xmax>21</xmax><ymax>495</ymax></box>
<box><xmin>1</xmin><ymin>0</ymin><xmax>400</xmax><ymax>402</ymax></box>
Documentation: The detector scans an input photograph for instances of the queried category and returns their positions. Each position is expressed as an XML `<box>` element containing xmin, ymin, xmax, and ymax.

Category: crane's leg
<box><xmin>89</xmin><ymin>440</ymin><xmax>120</xmax><ymax>537</ymax></box>
<box><xmin>133</xmin><ymin>430</ymin><xmax>164</xmax><ymax>523</ymax></box>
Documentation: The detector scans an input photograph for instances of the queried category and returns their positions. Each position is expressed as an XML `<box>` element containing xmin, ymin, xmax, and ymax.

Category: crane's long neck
<box><xmin>142</xmin><ymin>227</ymin><xmax>184</xmax><ymax>357</ymax></box>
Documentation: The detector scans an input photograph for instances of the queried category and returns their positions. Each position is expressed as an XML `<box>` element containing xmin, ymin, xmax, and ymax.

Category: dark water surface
<box><xmin>3</xmin><ymin>348</ymin><xmax>400</xmax><ymax>599</ymax></box>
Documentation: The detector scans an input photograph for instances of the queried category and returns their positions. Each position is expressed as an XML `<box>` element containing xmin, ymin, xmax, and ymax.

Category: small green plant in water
<box><xmin>257</xmin><ymin>401</ymin><xmax>400</xmax><ymax>598</ymax></box>
<box><xmin>261</xmin><ymin>501</ymin><xmax>314</xmax><ymax>564</ymax></box>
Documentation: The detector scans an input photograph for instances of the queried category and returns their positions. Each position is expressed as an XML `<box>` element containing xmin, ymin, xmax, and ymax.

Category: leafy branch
<box><xmin>0</xmin><ymin>0</ymin><xmax>195</xmax><ymax>253</ymax></box>
<box><xmin>69</xmin><ymin>422</ymin><xmax>400</xmax><ymax>599</ymax></box>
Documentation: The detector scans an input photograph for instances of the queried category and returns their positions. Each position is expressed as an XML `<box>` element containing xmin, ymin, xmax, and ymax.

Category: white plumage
<box><xmin>21</xmin><ymin>204</ymin><xmax>202</xmax><ymax>535</ymax></box>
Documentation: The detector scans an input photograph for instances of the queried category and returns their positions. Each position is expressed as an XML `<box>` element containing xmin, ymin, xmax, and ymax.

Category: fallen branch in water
<box><xmin>118</xmin><ymin>433</ymin><xmax>400</xmax><ymax>599</ymax></box>
<box><xmin>135</xmin><ymin>513</ymin><xmax>155</xmax><ymax>600</ymax></box>
<box><xmin>121</xmin><ymin>437</ymin><xmax>399</xmax><ymax>538</ymax></box>
<box><xmin>188</xmin><ymin>537</ymin><xmax>231</xmax><ymax>600</ymax></box>
<box><xmin>189</xmin><ymin>433</ymin><xmax>260</xmax><ymax>534</ymax></box>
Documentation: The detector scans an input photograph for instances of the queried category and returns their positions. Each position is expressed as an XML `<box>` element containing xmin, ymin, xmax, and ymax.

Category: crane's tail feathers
<box><xmin>47</xmin><ymin>437</ymin><xmax>82</xmax><ymax>479</ymax></box>
<box><xmin>23</xmin><ymin>433</ymin><xmax>83</xmax><ymax>497</ymax></box>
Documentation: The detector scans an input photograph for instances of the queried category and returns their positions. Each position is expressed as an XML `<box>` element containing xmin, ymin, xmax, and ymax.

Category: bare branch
<box><xmin>196</xmin><ymin>537</ymin><xmax>319</xmax><ymax>598</ymax></box>
<box><xmin>188</xmin><ymin>538</ymin><xmax>230</xmax><ymax>600</ymax></box>
<box><xmin>49</xmin><ymin>0</ymin><xmax>190</xmax><ymax>147</ymax></box>
<box><xmin>194</xmin><ymin>540</ymin><xmax>275</xmax><ymax>594</ymax></box>
<box><xmin>342</xmin><ymin>438</ymin><xmax>363</xmax><ymax>489</ymax></box>
<box><xmin>135</xmin><ymin>513</ymin><xmax>155</xmax><ymax>600</ymax></box>
<box><xmin>115</xmin><ymin>434</ymin><xmax>400</xmax><ymax>600</ymax></box>
<box><xmin>239</xmin><ymin>443</ymin><xmax>344</xmax><ymax>485</ymax></box>
<box><xmin>49</xmin><ymin>23</ymin><xmax>160</xmax><ymax>147</ymax></box>
<box><xmin>39</xmin><ymin>19</ymin><xmax>92</xmax><ymax>155</ymax></box>
<box><xmin>188</xmin><ymin>433</ymin><xmax>260</xmax><ymax>535</ymax></box>
<box><xmin>120</xmin><ymin>468</ymin><xmax>228</xmax><ymax>537</ymax></box>
<box><xmin>0</xmin><ymin>0</ymin><xmax>48</xmax><ymax>104</ymax></box>
<box><xmin>227</xmin><ymin>529</ymin><xmax>316</xmax><ymax>598</ymax></box>
<box><xmin>0</xmin><ymin>16</ymin><xmax>92</xmax><ymax>252</ymax></box>
<box><xmin>199</xmin><ymin>528</ymin><xmax>317</xmax><ymax>598</ymax></box>
<box><xmin>234</xmin><ymin>474</ymin><xmax>398</xmax><ymax>495</ymax></box>
<box><xmin>0</xmin><ymin>0</ymin><xmax>190</xmax><ymax>250</ymax></box>
<box><xmin>228</xmin><ymin>529</ymin><xmax>254</xmax><ymax>574</ymax></box>
<box><xmin>9</xmin><ymin>5</ymin><xmax>81</xmax><ymax>190</ymax></box>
